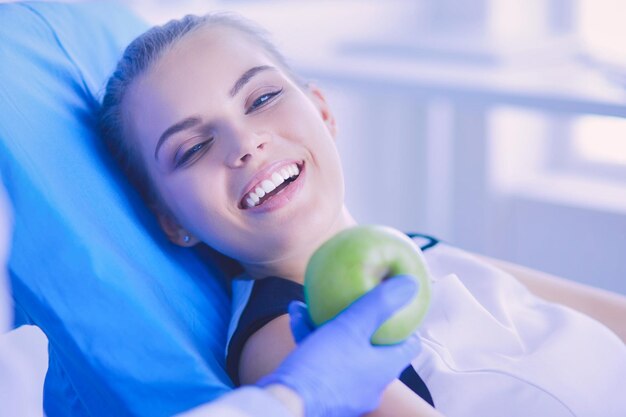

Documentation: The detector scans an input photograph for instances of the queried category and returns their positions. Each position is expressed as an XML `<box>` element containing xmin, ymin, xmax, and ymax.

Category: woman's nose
<box><xmin>225</xmin><ymin>131</ymin><xmax>268</xmax><ymax>168</ymax></box>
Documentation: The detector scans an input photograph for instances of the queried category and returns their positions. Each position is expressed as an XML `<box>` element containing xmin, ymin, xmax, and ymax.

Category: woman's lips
<box><xmin>241</xmin><ymin>162</ymin><xmax>306</xmax><ymax>213</ymax></box>
<box><xmin>239</xmin><ymin>160</ymin><xmax>303</xmax><ymax>208</ymax></box>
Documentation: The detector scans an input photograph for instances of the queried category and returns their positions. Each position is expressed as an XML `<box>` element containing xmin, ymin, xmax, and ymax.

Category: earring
<box><xmin>183</xmin><ymin>235</ymin><xmax>190</xmax><ymax>243</ymax></box>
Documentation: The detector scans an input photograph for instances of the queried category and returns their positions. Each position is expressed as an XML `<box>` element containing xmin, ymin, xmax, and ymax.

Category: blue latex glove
<box><xmin>257</xmin><ymin>275</ymin><xmax>422</xmax><ymax>417</ymax></box>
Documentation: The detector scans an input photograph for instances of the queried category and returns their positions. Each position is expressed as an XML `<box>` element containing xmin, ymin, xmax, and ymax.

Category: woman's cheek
<box><xmin>262</xmin><ymin>95</ymin><xmax>315</xmax><ymax>132</ymax></box>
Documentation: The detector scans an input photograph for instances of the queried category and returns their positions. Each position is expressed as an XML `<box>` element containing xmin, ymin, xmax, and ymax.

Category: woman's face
<box><xmin>123</xmin><ymin>26</ymin><xmax>346</xmax><ymax>267</ymax></box>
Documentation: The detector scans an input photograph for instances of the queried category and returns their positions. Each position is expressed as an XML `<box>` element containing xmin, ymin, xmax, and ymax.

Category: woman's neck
<box><xmin>241</xmin><ymin>207</ymin><xmax>357</xmax><ymax>284</ymax></box>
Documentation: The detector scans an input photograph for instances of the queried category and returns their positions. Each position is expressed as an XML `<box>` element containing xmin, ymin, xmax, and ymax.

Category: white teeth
<box><xmin>271</xmin><ymin>172</ymin><xmax>284</xmax><ymax>187</ymax></box>
<box><xmin>242</xmin><ymin>163</ymin><xmax>302</xmax><ymax>208</ymax></box>
<box><xmin>261</xmin><ymin>179</ymin><xmax>276</xmax><ymax>193</ymax></box>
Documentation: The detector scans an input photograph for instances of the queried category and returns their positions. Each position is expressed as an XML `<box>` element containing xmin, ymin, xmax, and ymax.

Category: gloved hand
<box><xmin>257</xmin><ymin>275</ymin><xmax>423</xmax><ymax>417</ymax></box>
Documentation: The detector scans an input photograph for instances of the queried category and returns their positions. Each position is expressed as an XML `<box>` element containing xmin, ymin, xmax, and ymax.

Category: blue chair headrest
<box><xmin>0</xmin><ymin>2</ymin><xmax>233</xmax><ymax>415</ymax></box>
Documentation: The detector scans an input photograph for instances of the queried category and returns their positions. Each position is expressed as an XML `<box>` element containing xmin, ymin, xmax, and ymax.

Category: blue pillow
<box><xmin>0</xmin><ymin>2</ymin><xmax>233</xmax><ymax>416</ymax></box>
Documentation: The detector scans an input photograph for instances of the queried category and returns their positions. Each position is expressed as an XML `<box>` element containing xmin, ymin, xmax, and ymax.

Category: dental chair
<box><xmin>0</xmin><ymin>2</ymin><xmax>234</xmax><ymax>416</ymax></box>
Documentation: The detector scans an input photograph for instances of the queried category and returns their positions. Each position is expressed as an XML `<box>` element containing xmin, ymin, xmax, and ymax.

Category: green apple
<box><xmin>304</xmin><ymin>225</ymin><xmax>432</xmax><ymax>345</ymax></box>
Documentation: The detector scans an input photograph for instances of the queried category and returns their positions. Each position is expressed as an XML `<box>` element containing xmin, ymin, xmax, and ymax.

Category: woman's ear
<box><xmin>155</xmin><ymin>209</ymin><xmax>199</xmax><ymax>247</ymax></box>
<box><xmin>307</xmin><ymin>83</ymin><xmax>337</xmax><ymax>139</ymax></box>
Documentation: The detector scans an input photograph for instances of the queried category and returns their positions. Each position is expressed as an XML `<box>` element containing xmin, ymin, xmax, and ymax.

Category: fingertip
<box><xmin>287</xmin><ymin>300</ymin><xmax>306</xmax><ymax>318</ymax></box>
<box><xmin>388</xmin><ymin>274</ymin><xmax>420</xmax><ymax>292</ymax></box>
<box><xmin>337</xmin><ymin>277</ymin><xmax>420</xmax><ymax>338</ymax></box>
<box><xmin>288</xmin><ymin>301</ymin><xmax>315</xmax><ymax>344</ymax></box>
<box><xmin>380</xmin><ymin>275</ymin><xmax>419</xmax><ymax>306</ymax></box>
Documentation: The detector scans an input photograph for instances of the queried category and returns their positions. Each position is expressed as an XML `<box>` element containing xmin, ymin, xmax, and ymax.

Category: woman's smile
<box><xmin>239</xmin><ymin>159</ymin><xmax>303</xmax><ymax>209</ymax></box>
<box><xmin>240</xmin><ymin>160</ymin><xmax>306</xmax><ymax>213</ymax></box>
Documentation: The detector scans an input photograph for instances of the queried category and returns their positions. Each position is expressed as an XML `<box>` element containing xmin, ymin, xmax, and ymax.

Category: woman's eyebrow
<box><xmin>229</xmin><ymin>65</ymin><xmax>275</xmax><ymax>97</ymax></box>
<box><xmin>154</xmin><ymin>116</ymin><xmax>202</xmax><ymax>161</ymax></box>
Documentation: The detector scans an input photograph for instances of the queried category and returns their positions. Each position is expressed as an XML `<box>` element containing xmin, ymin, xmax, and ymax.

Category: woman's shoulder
<box><xmin>238</xmin><ymin>313</ymin><xmax>295</xmax><ymax>385</ymax></box>
<box><xmin>226</xmin><ymin>276</ymin><xmax>304</xmax><ymax>385</ymax></box>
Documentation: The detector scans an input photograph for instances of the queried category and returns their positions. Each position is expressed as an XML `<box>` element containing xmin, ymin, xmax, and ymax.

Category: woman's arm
<box><xmin>239</xmin><ymin>315</ymin><xmax>443</xmax><ymax>417</ymax></box>
<box><xmin>475</xmin><ymin>254</ymin><xmax>626</xmax><ymax>343</ymax></box>
<box><xmin>239</xmin><ymin>314</ymin><xmax>296</xmax><ymax>386</ymax></box>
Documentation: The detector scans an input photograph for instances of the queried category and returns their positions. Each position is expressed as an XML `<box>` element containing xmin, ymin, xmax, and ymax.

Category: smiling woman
<box><xmin>100</xmin><ymin>14</ymin><xmax>306</xmax><ymax>209</ymax></box>
<box><xmin>101</xmin><ymin>13</ymin><xmax>350</xmax><ymax>279</ymax></box>
<box><xmin>98</xmin><ymin>9</ymin><xmax>626</xmax><ymax>417</ymax></box>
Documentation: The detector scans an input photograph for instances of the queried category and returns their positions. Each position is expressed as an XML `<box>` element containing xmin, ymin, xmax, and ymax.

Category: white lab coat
<box><xmin>175</xmin><ymin>386</ymin><xmax>292</xmax><ymax>417</ymax></box>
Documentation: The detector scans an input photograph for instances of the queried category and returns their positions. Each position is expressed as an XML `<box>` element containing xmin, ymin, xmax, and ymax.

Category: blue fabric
<box><xmin>0</xmin><ymin>2</ymin><xmax>233</xmax><ymax>416</ymax></box>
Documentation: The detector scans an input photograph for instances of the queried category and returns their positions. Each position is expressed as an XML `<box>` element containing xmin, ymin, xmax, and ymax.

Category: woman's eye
<box><xmin>246</xmin><ymin>89</ymin><xmax>283</xmax><ymax>114</ymax></box>
<box><xmin>175</xmin><ymin>140</ymin><xmax>211</xmax><ymax>168</ymax></box>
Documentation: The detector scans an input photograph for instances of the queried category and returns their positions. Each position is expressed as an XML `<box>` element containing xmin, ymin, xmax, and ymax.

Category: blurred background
<box><xmin>123</xmin><ymin>0</ymin><xmax>626</xmax><ymax>294</ymax></box>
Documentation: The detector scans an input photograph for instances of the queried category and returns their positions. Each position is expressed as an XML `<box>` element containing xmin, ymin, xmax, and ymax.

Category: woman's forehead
<box><xmin>133</xmin><ymin>27</ymin><xmax>276</xmax><ymax>100</ymax></box>
<box><xmin>162</xmin><ymin>25</ymin><xmax>271</xmax><ymax>71</ymax></box>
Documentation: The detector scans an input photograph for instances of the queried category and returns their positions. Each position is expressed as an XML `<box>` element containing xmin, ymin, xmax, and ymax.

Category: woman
<box><xmin>100</xmin><ymin>13</ymin><xmax>626</xmax><ymax>417</ymax></box>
